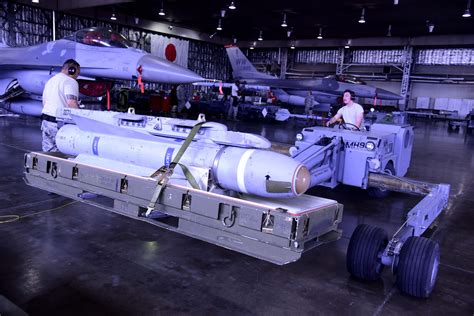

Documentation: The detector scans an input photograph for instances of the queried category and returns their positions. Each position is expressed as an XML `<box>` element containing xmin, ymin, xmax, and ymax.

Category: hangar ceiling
<box><xmin>14</xmin><ymin>0</ymin><xmax>474</xmax><ymax>42</ymax></box>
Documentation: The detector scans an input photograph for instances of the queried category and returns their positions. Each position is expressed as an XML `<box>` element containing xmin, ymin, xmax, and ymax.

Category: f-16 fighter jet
<box><xmin>225</xmin><ymin>45</ymin><xmax>402</xmax><ymax>112</ymax></box>
<box><xmin>0</xmin><ymin>27</ymin><xmax>204</xmax><ymax>116</ymax></box>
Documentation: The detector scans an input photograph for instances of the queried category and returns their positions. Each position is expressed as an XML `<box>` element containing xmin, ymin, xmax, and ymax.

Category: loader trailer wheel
<box><xmin>396</xmin><ymin>236</ymin><xmax>440</xmax><ymax>298</ymax></box>
<box><xmin>347</xmin><ymin>224</ymin><xmax>388</xmax><ymax>280</ymax></box>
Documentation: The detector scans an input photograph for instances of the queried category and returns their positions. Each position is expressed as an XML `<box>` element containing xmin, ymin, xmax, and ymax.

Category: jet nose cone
<box><xmin>375</xmin><ymin>88</ymin><xmax>403</xmax><ymax>100</ymax></box>
<box><xmin>138</xmin><ymin>55</ymin><xmax>204</xmax><ymax>84</ymax></box>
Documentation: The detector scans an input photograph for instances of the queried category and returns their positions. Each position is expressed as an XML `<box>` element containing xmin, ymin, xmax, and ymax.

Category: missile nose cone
<box><xmin>138</xmin><ymin>55</ymin><xmax>204</xmax><ymax>84</ymax></box>
<box><xmin>294</xmin><ymin>165</ymin><xmax>310</xmax><ymax>195</ymax></box>
<box><xmin>375</xmin><ymin>88</ymin><xmax>403</xmax><ymax>100</ymax></box>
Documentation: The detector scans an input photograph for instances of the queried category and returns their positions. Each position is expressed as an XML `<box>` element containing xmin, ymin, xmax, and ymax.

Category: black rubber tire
<box><xmin>396</xmin><ymin>236</ymin><xmax>440</xmax><ymax>298</ymax></box>
<box><xmin>347</xmin><ymin>224</ymin><xmax>388</xmax><ymax>281</ymax></box>
<box><xmin>367</xmin><ymin>163</ymin><xmax>395</xmax><ymax>198</ymax></box>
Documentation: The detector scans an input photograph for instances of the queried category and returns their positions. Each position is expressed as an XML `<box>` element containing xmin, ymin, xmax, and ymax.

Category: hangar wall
<box><xmin>247</xmin><ymin>46</ymin><xmax>474</xmax><ymax>112</ymax></box>
<box><xmin>363</xmin><ymin>81</ymin><xmax>474</xmax><ymax>100</ymax></box>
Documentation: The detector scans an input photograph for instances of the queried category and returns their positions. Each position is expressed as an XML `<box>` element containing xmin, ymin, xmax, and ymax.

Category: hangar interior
<box><xmin>0</xmin><ymin>0</ymin><xmax>473</xmax><ymax>314</ymax></box>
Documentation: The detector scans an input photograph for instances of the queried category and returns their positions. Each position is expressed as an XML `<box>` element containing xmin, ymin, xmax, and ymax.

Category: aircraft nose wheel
<box><xmin>395</xmin><ymin>236</ymin><xmax>440</xmax><ymax>298</ymax></box>
<box><xmin>346</xmin><ymin>224</ymin><xmax>388</xmax><ymax>280</ymax></box>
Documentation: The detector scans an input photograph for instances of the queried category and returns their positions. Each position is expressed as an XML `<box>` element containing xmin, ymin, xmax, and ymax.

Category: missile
<box><xmin>1</xmin><ymin>99</ymin><xmax>42</xmax><ymax>117</ymax></box>
<box><xmin>56</xmin><ymin>120</ymin><xmax>310</xmax><ymax>199</ymax></box>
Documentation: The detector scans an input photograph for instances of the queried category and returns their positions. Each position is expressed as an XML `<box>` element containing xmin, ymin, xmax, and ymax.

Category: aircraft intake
<box><xmin>0</xmin><ymin>78</ymin><xmax>23</xmax><ymax>101</ymax></box>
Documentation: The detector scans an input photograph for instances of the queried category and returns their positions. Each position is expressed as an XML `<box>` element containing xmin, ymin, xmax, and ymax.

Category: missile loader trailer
<box><xmin>23</xmin><ymin>151</ymin><xmax>342</xmax><ymax>265</ymax></box>
<box><xmin>23</xmin><ymin>109</ymin><xmax>450</xmax><ymax>298</ymax></box>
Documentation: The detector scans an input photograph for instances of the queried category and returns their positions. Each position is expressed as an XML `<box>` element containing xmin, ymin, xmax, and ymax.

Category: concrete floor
<box><xmin>0</xmin><ymin>115</ymin><xmax>473</xmax><ymax>315</ymax></box>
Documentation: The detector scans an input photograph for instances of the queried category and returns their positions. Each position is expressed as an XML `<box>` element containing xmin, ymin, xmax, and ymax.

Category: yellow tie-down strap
<box><xmin>145</xmin><ymin>119</ymin><xmax>206</xmax><ymax>217</ymax></box>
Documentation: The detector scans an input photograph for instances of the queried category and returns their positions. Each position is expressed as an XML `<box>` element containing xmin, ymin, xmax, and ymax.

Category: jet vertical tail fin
<box><xmin>225</xmin><ymin>45</ymin><xmax>275</xmax><ymax>80</ymax></box>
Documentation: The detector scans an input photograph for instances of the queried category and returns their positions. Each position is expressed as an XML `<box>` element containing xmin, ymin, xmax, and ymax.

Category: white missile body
<box><xmin>56</xmin><ymin>110</ymin><xmax>310</xmax><ymax>198</ymax></box>
<box><xmin>60</xmin><ymin>108</ymin><xmax>271</xmax><ymax>149</ymax></box>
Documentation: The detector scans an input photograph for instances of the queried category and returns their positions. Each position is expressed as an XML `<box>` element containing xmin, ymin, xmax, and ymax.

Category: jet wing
<box><xmin>241</xmin><ymin>77</ymin><xmax>402</xmax><ymax>100</ymax></box>
<box><xmin>241</xmin><ymin>78</ymin><xmax>326</xmax><ymax>91</ymax></box>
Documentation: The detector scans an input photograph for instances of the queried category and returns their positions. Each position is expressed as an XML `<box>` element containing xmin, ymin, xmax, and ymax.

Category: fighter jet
<box><xmin>0</xmin><ymin>27</ymin><xmax>204</xmax><ymax>116</ymax></box>
<box><xmin>225</xmin><ymin>45</ymin><xmax>402</xmax><ymax>111</ymax></box>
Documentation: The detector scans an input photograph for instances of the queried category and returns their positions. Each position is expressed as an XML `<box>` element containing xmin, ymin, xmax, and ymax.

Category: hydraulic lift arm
<box><xmin>368</xmin><ymin>172</ymin><xmax>450</xmax><ymax>263</ymax></box>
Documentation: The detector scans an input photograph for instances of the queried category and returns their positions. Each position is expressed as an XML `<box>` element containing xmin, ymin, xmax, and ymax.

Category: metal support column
<box><xmin>279</xmin><ymin>48</ymin><xmax>288</xmax><ymax>79</ymax></box>
<box><xmin>400</xmin><ymin>45</ymin><xmax>413</xmax><ymax>111</ymax></box>
<box><xmin>52</xmin><ymin>10</ymin><xmax>56</xmax><ymax>41</ymax></box>
<box><xmin>336</xmin><ymin>48</ymin><xmax>345</xmax><ymax>75</ymax></box>
<box><xmin>6</xmin><ymin>1</ymin><xmax>16</xmax><ymax>46</ymax></box>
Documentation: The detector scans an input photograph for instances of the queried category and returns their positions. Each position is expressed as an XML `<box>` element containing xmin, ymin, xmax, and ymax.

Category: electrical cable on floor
<box><xmin>0</xmin><ymin>200</ymin><xmax>78</xmax><ymax>224</ymax></box>
<box><xmin>0</xmin><ymin>141</ymin><xmax>30</xmax><ymax>152</ymax></box>
<box><xmin>0</xmin><ymin>215</ymin><xmax>20</xmax><ymax>224</ymax></box>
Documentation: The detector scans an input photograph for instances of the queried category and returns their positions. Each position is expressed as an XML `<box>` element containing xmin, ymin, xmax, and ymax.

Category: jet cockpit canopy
<box><xmin>65</xmin><ymin>27</ymin><xmax>132</xmax><ymax>48</ymax></box>
<box><xmin>324</xmin><ymin>74</ymin><xmax>367</xmax><ymax>85</ymax></box>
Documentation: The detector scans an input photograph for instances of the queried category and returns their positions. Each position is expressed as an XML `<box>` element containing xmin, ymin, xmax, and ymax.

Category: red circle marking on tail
<box><xmin>165</xmin><ymin>44</ymin><xmax>177</xmax><ymax>62</ymax></box>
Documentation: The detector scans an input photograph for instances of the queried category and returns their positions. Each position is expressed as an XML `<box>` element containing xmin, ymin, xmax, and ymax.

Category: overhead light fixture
<box><xmin>31</xmin><ymin>0</ymin><xmax>39</xmax><ymax>3</ymax></box>
<box><xmin>394</xmin><ymin>0</ymin><xmax>399</xmax><ymax>4</ymax></box>
<box><xmin>358</xmin><ymin>8</ymin><xmax>366</xmax><ymax>24</ymax></box>
<box><xmin>258</xmin><ymin>30</ymin><xmax>263</xmax><ymax>41</ymax></box>
<box><xmin>290</xmin><ymin>43</ymin><xmax>295</xmax><ymax>49</ymax></box>
<box><xmin>250</xmin><ymin>46</ymin><xmax>255</xmax><ymax>50</ymax></box>
<box><xmin>159</xmin><ymin>1</ymin><xmax>166</xmax><ymax>16</ymax></box>
<box><xmin>462</xmin><ymin>0</ymin><xmax>471</xmax><ymax>17</ymax></box>
<box><xmin>281</xmin><ymin>13</ymin><xmax>288</xmax><ymax>27</ymax></box>
<box><xmin>221</xmin><ymin>9</ymin><xmax>226</xmax><ymax>18</ymax></box>
<box><xmin>387</xmin><ymin>24</ymin><xmax>392</xmax><ymax>37</ymax></box>
<box><xmin>229</xmin><ymin>1</ymin><xmax>236</xmax><ymax>10</ymax></box>
<box><xmin>110</xmin><ymin>8</ymin><xmax>117</xmax><ymax>21</ymax></box>
<box><xmin>317</xmin><ymin>27</ymin><xmax>323</xmax><ymax>40</ymax></box>
<box><xmin>344</xmin><ymin>39</ymin><xmax>351</xmax><ymax>49</ymax></box>
<box><xmin>216</xmin><ymin>18</ymin><xmax>222</xmax><ymax>31</ymax></box>
<box><xmin>427</xmin><ymin>20</ymin><xmax>435</xmax><ymax>33</ymax></box>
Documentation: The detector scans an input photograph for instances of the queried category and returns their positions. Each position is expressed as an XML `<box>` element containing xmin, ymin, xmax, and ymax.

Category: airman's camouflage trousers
<box><xmin>41</xmin><ymin>120</ymin><xmax>59</xmax><ymax>152</ymax></box>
